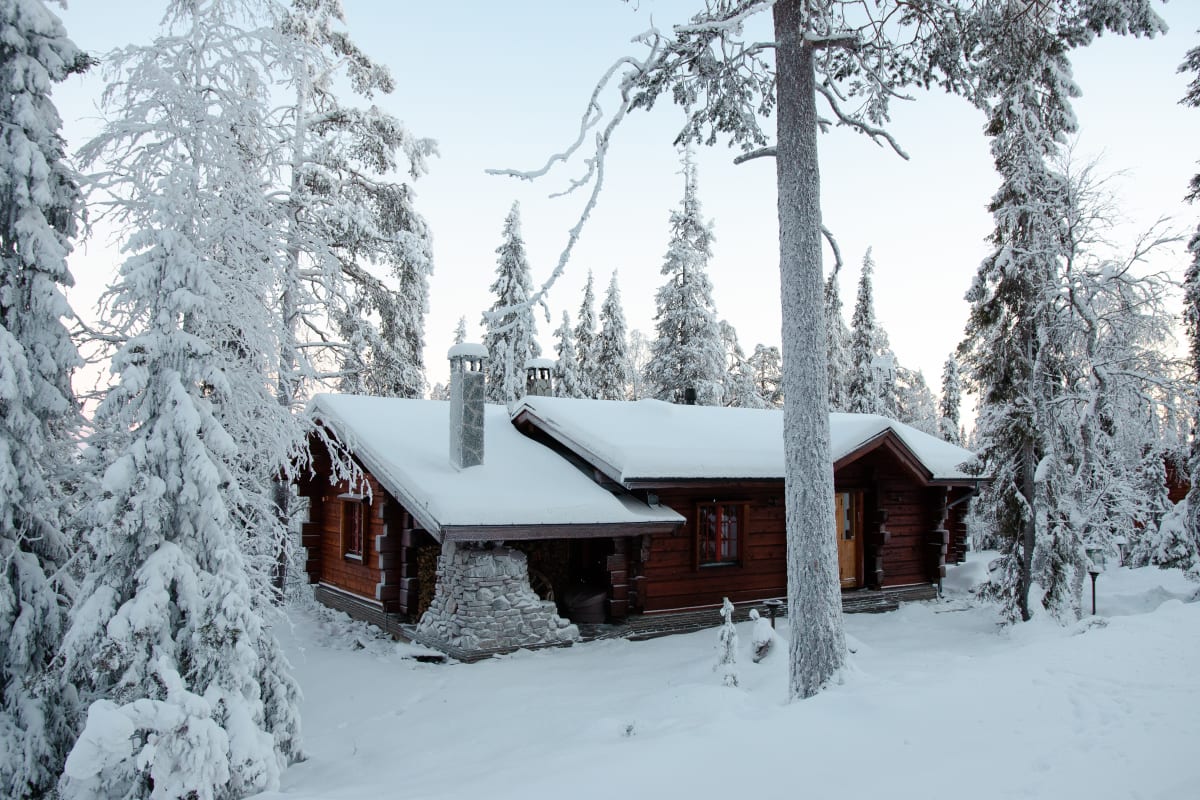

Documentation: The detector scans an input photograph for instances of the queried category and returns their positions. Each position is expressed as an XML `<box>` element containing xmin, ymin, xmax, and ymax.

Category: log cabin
<box><xmin>298</xmin><ymin>346</ymin><xmax>981</xmax><ymax>660</ymax></box>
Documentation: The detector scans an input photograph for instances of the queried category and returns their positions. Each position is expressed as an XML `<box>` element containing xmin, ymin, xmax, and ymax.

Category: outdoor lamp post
<box><xmin>763</xmin><ymin>598</ymin><xmax>783</xmax><ymax>629</ymax></box>
<box><xmin>1086</xmin><ymin>546</ymin><xmax>1107</xmax><ymax>616</ymax></box>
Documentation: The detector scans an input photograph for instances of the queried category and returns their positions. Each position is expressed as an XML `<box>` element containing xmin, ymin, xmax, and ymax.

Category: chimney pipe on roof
<box><xmin>525</xmin><ymin>357</ymin><xmax>556</xmax><ymax>397</ymax></box>
<box><xmin>449</xmin><ymin>343</ymin><xmax>488</xmax><ymax>469</ymax></box>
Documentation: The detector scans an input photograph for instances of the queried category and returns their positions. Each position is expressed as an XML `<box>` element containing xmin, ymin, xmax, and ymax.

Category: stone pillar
<box><xmin>449</xmin><ymin>343</ymin><xmax>487</xmax><ymax>469</ymax></box>
<box><xmin>415</xmin><ymin>543</ymin><xmax>580</xmax><ymax>658</ymax></box>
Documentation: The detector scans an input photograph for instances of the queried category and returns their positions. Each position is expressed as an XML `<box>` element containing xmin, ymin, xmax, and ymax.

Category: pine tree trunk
<box><xmin>774</xmin><ymin>0</ymin><xmax>846</xmax><ymax>700</ymax></box>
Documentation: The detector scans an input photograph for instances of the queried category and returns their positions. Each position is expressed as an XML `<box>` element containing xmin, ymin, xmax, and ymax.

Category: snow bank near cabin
<box><xmin>257</xmin><ymin>556</ymin><xmax>1199</xmax><ymax>800</ymax></box>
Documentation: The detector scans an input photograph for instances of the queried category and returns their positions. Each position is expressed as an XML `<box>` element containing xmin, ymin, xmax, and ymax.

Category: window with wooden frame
<box><xmin>339</xmin><ymin>494</ymin><xmax>367</xmax><ymax>561</ymax></box>
<box><xmin>696</xmin><ymin>502</ymin><xmax>746</xmax><ymax>567</ymax></box>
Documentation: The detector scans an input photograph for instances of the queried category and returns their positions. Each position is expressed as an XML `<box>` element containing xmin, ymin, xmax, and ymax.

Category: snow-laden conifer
<box><xmin>1181</xmin><ymin>31</ymin><xmax>1200</xmax><ymax>569</ymax></box>
<box><xmin>0</xmin><ymin>1</ymin><xmax>90</xmax><ymax>795</ymax></box>
<box><xmin>60</xmin><ymin>3</ymin><xmax>302</xmax><ymax>797</ymax></box>
<box><xmin>939</xmin><ymin>354</ymin><xmax>964</xmax><ymax>446</ymax></box>
<box><xmin>553</xmin><ymin>311</ymin><xmax>585</xmax><ymax>399</ymax></box>
<box><xmin>715</xmin><ymin>598</ymin><xmax>738</xmax><ymax>688</ymax></box>
<box><xmin>848</xmin><ymin>250</ymin><xmax>882</xmax><ymax>415</ymax></box>
<box><xmin>453</xmin><ymin>316</ymin><xmax>468</xmax><ymax>345</ymax></box>
<box><xmin>748</xmin><ymin>344</ymin><xmax>784</xmax><ymax>408</ymax></box>
<box><xmin>574</xmin><ymin>270</ymin><xmax>599</xmax><ymax>398</ymax></box>
<box><xmin>276</xmin><ymin>0</ymin><xmax>436</xmax><ymax>401</ymax></box>
<box><xmin>595</xmin><ymin>272</ymin><xmax>631</xmax><ymax>401</ymax></box>
<box><xmin>720</xmin><ymin>320</ymin><xmax>768</xmax><ymax>408</ymax></box>
<box><xmin>962</xmin><ymin>0</ymin><xmax>1166</xmax><ymax>623</ymax></box>
<box><xmin>644</xmin><ymin>153</ymin><xmax>725</xmax><ymax>406</ymax></box>
<box><xmin>824</xmin><ymin>260</ymin><xmax>852</xmax><ymax>411</ymax></box>
<box><xmin>483</xmin><ymin>202</ymin><xmax>541</xmax><ymax>405</ymax></box>
<box><xmin>895</xmin><ymin>367</ymin><xmax>938</xmax><ymax>436</ymax></box>
<box><xmin>626</xmin><ymin>329</ymin><xmax>652</xmax><ymax>400</ymax></box>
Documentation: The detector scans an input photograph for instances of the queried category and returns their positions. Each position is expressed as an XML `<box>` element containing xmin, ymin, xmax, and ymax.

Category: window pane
<box><xmin>701</xmin><ymin>506</ymin><xmax>716</xmax><ymax>563</ymax></box>
<box><xmin>721</xmin><ymin>505</ymin><xmax>739</xmax><ymax>561</ymax></box>
<box><xmin>343</xmin><ymin>501</ymin><xmax>364</xmax><ymax>557</ymax></box>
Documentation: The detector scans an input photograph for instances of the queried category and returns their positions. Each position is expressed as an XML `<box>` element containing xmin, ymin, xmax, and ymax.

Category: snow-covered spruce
<box><xmin>847</xmin><ymin>249</ymin><xmax>878</xmax><ymax>415</ymax></box>
<box><xmin>595</xmin><ymin>271</ymin><xmax>632</xmax><ymax>401</ymax></box>
<box><xmin>553</xmin><ymin>311</ymin><xmax>585</xmax><ymax>399</ymax></box>
<box><xmin>60</xmin><ymin>3</ymin><xmax>302</xmax><ymax>798</ymax></box>
<box><xmin>715</xmin><ymin>598</ymin><xmax>738</xmax><ymax>688</ymax></box>
<box><xmin>644</xmin><ymin>152</ymin><xmax>726</xmax><ymax>406</ymax></box>
<box><xmin>0</xmin><ymin>1</ymin><xmax>90</xmax><ymax>796</ymax></box>
<box><xmin>483</xmin><ymin>202</ymin><xmax>541</xmax><ymax>406</ymax></box>
<box><xmin>823</xmin><ymin>257</ymin><xmax>852</xmax><ymax>412</ymax></box>
<box><xmin>573</xmin><ymin>270</ymin><xmax>600</xmax><ymax>399</ymax></box>
<box><xmin>939</xmin><ymin>354</ymin><xmax>964</xmax><ymax>446</ymax></box>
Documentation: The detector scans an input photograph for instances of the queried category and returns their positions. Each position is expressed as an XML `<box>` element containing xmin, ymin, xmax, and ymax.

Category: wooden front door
<box><xmin>835</xmin><ymin>491</ymin><xmax>863</xmax><ymax>588</ymax></box>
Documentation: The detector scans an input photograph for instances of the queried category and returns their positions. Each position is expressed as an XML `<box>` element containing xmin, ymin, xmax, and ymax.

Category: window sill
<box><xmin>698</xmin><ymin>561</ymin><xmax>740</xmax><ymax>569</ymax></box>
<box><xmin>343</xmin><ymin>553</ymin><xmax>364</xmax><ymax>563</ymax></box>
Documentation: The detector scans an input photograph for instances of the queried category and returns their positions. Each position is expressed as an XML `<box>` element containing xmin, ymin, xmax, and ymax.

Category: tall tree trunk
<box><xmin>774</xmin><ymin>0</ymin><xmax>846</xmax><ymax>700</ymax></box>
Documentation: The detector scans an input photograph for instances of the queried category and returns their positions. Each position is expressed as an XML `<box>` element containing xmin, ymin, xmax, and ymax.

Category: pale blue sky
<box><xmin>54</xmin><ymin>1</ymin><xmax>1200</xmax><ymax>403</ymax></box>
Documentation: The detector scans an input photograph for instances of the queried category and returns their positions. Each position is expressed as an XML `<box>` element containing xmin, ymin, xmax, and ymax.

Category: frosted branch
<box><xmin>674</xmin><ymin>1</ymin><xmax>776</xmax><ymax>36</ymax></box>
<box><xmin>733</xmin><ymin>146</ymin><xmax>776</xmax><ymax>164</ymax></box>
<box><xmin>814</xmin><ymin>82</ymin><xmax>909</xmax><ymax>159</ymax></box>
<box><xmin>485</xmin><ymin>53</ymin><xmax>647</xmax><ymax>185</ymax></box>
<box><xmin>822</xmin><ymin>226</ymin><xmax>844</xmax><ymax>274</ymax></box>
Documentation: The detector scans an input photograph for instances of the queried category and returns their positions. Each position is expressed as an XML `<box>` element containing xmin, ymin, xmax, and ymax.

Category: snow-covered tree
<box><xmin>962</xmin><ymin>0</ymin><xmax>1167</xmax><ymax>623</ymax></box>
<box><xmin>644</xmin><ymin>152</ymin><xmax>725</xmax><ymax>406</ymax></box>
<box><xmin>824</xmin><ymin>258</ymin><xmax>852</xmax><ymax>411</ymax></box>
<box><xmin>595</xmin><ymin>271</ymin><xmax>631</xmax><ymax>401</ymax></box>
<box><xmin>0</xmin><ymin>2</ymin><xmax>90</xmax><ymax>795</ymax></box>
<box><xmin>553</xmin><ymin>311</ymin><xmax>584</xmax><ymax>398</ymax></box>
<box><xmin>715</xmin><ymin>598</ymin><xmax>739</xmax><ymax>688</ymax></box>
<box><xmin>939</xmin><ymin>354</ymin><xmax>964</xmax><ymax>445</ymax></box>
<box><xmin>848</xmin><ymin>250</ymin><xmax>883</xmax><ymax>415</ymax></box>
<box><xmin>895</xmin><ymin>367</ymin><xmax>939</xmax><ymax>435</ymax></box>
<box><xmin>574</xmin><ymin>270</ymin><xmax>599</xmax><ymax>398</ymax></box>
<box><xmin>720</xmin><ymin>320</ymin><xmax>767</xmax><ymax>408</ymax></box>
<box><xmin>1181</xmin><ymin>30</ymin><xmax>1200</xmax><ymax>570</ymax></box>
<box><xmin>627</xmin><ymin>328</ymin><xmax>652</xmax><ymax>400</ymax></box>
<box><xmin>748</xmin><ymin>344</ymin><xmax>784</xmax><ymax>408</ymax></box>
<box><xmin>483</xmin><ymin>202</ymin><xmax>541</xmax><ymax>405</ymax></box>
<box><xmin>60</xmin><ymin>4</ymin><xmax>302</xmax><ymax>797</ymax></box>
<box><xmin>453</xmin><ymin>315</ymin><xmax>468</xmax><ymax>345</ymax></box>
<box><xmin>498</xmin><ymin>0</ymin><xmax>975</xmax><ymax>699</ymax></box>
<box><xmin>276</xmin><ymin>0</ymin><xmax>436</xmax><ymax>402</ymax></box>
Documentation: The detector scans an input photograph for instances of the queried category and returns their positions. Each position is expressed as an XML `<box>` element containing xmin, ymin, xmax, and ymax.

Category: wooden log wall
<box><xmin>836</xmin><ymin>451</ymin><xmax>948</xmax><ymax>588</ymax></box>
<box><xmin>640</xmin><ymin>485</ymin><xmax>787</xmax><ymax>613</ymax></box>
<box><xmin>299</xmin><ymin>458</ymin><xmax>437</xmax><ymax>621</ymax></box>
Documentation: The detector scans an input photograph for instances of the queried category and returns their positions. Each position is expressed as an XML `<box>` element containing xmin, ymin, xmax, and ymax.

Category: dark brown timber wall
<box><xmin>638</xmin><ymin>483</ymin><xmax>787</xmax><ymax>614</ymax></box>
<box><xmin>299</xmin><ymin>454</ymin><xmax>437</xmax><ymax>620</ymax></box>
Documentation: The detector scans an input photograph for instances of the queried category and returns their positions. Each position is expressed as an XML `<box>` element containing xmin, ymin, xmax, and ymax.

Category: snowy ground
<box><xmin>258</xmin><ymin>555</ymin><xmax>1200</xmax><ymax>800</ymax></box>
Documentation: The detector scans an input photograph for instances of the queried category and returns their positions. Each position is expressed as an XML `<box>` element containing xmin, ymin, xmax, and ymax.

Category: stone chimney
<box><xmin>525</xmin><ymin>357</ymin><xmax>556</xmax><ymax>397</ymax></box>
<box><xmin>449</xmin><ymin>343</ymin><xmax>488</xmax><ymax>469</ymax></box>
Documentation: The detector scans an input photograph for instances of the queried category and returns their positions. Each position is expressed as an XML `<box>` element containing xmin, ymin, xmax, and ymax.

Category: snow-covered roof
<box><xmin>512</xmin><ymin>397</ymin><xmax>978</xmax><ymax>484</ymax></box>
<box><xmin>448</xmin><ymin>342</ymin><xmax>488</xmax><ymax>359</ymax></box>
<box><xmin>307</xmin><ymin>394</ymin><xmax>683</xmax><ymax>540</ymax></box>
